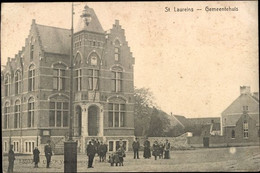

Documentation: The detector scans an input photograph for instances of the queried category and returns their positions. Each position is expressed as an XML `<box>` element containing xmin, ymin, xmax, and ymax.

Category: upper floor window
<box><xmin>4</xmin><ymin>74</ymin><xmax>11</xmax><ymax>96</ymax></box>
<box><xmin>49</xmin><ymin>101</ymin><xmax>69</xmax><ymax>127</ymax></box>
<box><xmin>112</xmin><ymin>67</ymin><xmax>123</xmax><ymax>92</ymax></box>
<box><xmin>114</xmin><ymin>40</ymin><xmax>120</xmax><ymax>61</ymax></box>
<box><xmin>243</xmin><ymin>120</ymin><xmax>249</xmax><ymax>138</ymax></box>
<box><xmin>231</xmin><ymin>130</ymin><xmax>235</xmax><ymax>139</ymax></box>
<box><xmin>28</xmin><ymin>65</ymin><xmax>35</xmax><ymax>91</ymax></box>
<box><xmin>15</xmin><ymin>70</ymin><xmax>22</xmax><ymax>94</ymax></box>
<box><xmin>30</xmin><ymin>37</ymin><xmax>34</xmax><ymax>60</ymax></box>
<box><xmin>28</xmin><ymin>97</ymin><xmax>35</xmax><ymax>128</ymax></box>
<box><xmin>4</xmin><ymin>102</ymin><xmax>10</xmax><ymax>129</ymax></box>
<box><xmin>108</xmin><ymin>103</ymin><xmax>126</xmax><ymax>127</ymax></box>
<box><xmin>53</xmin><ymin>64</ymin><xmax>66</xmax><ymax>91</ymax></box>
<box><xmin>14</xmin><ymin>100</ymin><xmax>21</xmax><ymax>128</ymax></box>
<box><xmin>75</xmin><ymin>69</ymin><xmax>82</xmax><ymax>91</ymax></box>
<box><xmin>88</xmin><ymin>69</ymin><xmax>99</xmax><ymax>90</ymax></box>
<box><xmin>243</xmin><ymin>106</ymin><xmax>248</xmax><ymax>111</ymax></box>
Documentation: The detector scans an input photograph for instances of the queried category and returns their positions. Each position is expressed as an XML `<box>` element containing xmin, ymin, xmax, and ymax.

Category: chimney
<box><xmin>240</xmin><ymin>86</ymin><xmax>251</xmax><ymax>95</ymax></box>
<box><xmin>115</xmin><ymin>20</ymin><xmax>119</xmax><ymax>25</ymax></box>
<box><xmin>252</xmin><ymin>92</ymin><xmax>259</xmax><ymax>100</ymax></box>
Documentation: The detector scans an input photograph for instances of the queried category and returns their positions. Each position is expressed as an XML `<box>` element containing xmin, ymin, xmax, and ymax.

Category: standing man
<box><xmin>86</xmin><ymin>140</ymin><xmax>96</xmax><ymax>168</ymax></box>
<box><xmin>44</xmin><ymin>140</ymin><xmax>52</xmax><ymax>168</ymax></box>
<box><xmin>7</xmin><ymin>144</ymin><xmax>15</xmax><ymax>173</ymax></box>
<box><xmin>132</xmin><ymin>137</ymin><xmax>140</xmax><ymax>159</ymax></box>
<box><xmin>164</xmin><ymin>139</ymin><xmax>171</xmax><ymax>159</ymax></box>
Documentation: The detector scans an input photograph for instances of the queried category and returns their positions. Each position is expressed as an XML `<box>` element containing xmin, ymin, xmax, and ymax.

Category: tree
<box><xmin>147</xmin><ymin>107</ymin><xmax>165</xmax><ymax>137</ymax></box>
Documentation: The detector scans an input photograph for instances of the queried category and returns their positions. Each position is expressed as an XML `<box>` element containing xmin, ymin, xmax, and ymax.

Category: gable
<box><xmin>222</xmin><ymin>94</ymin><xmax>259</xmax><ymax>115</ymax></box>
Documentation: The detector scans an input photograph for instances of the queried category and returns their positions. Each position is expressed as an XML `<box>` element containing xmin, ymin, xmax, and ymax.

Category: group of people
<box><xmin>7</xmin><ymin>140</ymin><xmax>52</xmax><ymax>173</ymax></box>
<box><xmin>133</xmin><ymin>137</ymin><xmax>171</xmax><ymax>160</ymax></box>
<box><xmin>86</xmin><ymin>139</ymin><xmax>108</xmax><ymax>168</ymax></box>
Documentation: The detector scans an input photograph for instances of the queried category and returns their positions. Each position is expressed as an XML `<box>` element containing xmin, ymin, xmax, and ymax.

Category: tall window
<box><xmin>4</xmin><ymin>102</ymin><xmax>10</xmax><ymax>129</ymax></box>
<box><xmin>108</xmin><ymin>103</ymin><xmax>125</xmax><ymax>127</ymax></box>
<box><xmin>112</xmin><ymin>71</ymin><xmax>122</xmax><ymax>92</ymax></box>
<box><xmin>28</xmin><ymin>97</ymin><xmax>35</xmax><ymax>127</ymax></box>
<box><xmin>75</xmin><ymin>69</ymin><xmax>82</xmax><ymax>91</ymax></box>
<box><xmin>231</xmin><ymin>130</ymin><xmax>235</xmax><ymax>139</ymax></box>
<box><xmin>53</xmin><ymin>66</ymin><xmax>65</xmax><ymax>90</ymax></box>
<box><xmin>15</xmin><ymin>70</ymin><xmax>22</xmax><ymax>94</ymax></box>
<box><xmin>30</xmin><ymin>38</ymin><xmax>34</xmax><ymax>60</ymax></box>
<box><xmin>243</xmin><ymin>120</ymin><xmax>249</xmax><ymax>138</ymax></box>
<box><xmin>114</xmin><ymin>40</ymin><xmax>120</xmax><ymax>61</ymax></box>
<box><xmin>49</xmin><ymin>101</ymin><xmax>69</xmax><ymax>127</ymax></box>
<box><xmin>14</xmin><ymin>100</ymin><xmax>21</xmax><ymax>128</ymax></box>
<box><xmin>25</xmin><ymin>141</ymin><xmax>35</xmax><ymax>153</ymax></box>
<box><xmin>28</xmin><ymin>65</ymin><xmax>35</xmax><ymax>91</ymax></box>
<box><xmin>13</xmin><ymin>141</ymin><xmax>19</xmax><ymax>152</ymax></box>
<box><xmin>4</xmin><ymin>74</ymin><xmax>11</xmax><ymax>96</ymax></box>
<box><xmin>88</xmin><ymin>69</ymin><xmax>99</xmax><ymax>90</ymax></box>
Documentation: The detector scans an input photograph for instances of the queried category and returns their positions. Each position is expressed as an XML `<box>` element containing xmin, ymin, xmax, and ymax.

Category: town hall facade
<box><xmin>2</xmin><ymin>5</ymin><xmax>135</xmax><ymax>154</ymax></box>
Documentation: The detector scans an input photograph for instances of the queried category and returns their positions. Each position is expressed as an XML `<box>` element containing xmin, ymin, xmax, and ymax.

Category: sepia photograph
<box><xmin>1</xmin><ymin>1</ymin><xmax>259</xmax><ymax>172</ymax></box>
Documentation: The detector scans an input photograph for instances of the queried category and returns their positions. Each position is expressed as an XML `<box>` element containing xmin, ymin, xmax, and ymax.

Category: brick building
<box><xmin>2</xmin><ymin>5</ymin><xmax>135</xmax><ymax>154</ymax></box>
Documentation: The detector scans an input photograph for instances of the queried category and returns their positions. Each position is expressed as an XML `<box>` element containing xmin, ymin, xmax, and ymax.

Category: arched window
<box><xmin>4</xmin><ymin>74</ymin><xmax>11</xmax><ymax>96</ymax></box>
<box><xmin>28</xmin><ymin>65</ymin><xmax>35</xmax><ymax>91</ymax></box>
<box><xmin>53</xmin><ymin>63</ymin><xmax>66</xmax><ymax>91</ymax></box>
<box><xmin>14</xmin><ymin>100</ymin><xmax>21</xmax><ymax>128</ymax></box>
<box><xmin>49</xmin><ymin>99</ymin><xmax>69</xmax><ymax>127</ymax></box>
<box><xmin>4</xmin><ymin>102</ymin><xmax>10</xmax><ymax>129</ymax></box>
<box><xmin>15</xmin><ymin>70</ymin><xmax>22</xmax><ymax>94</ymax></box>
<box><xmin>108</xmin><ymin>97</ymin><xmax>126</xmax><ymax>128</ymax></box>
<box><xmin>231</xmin><ymin>130</ymin><xmax>235</xmax><ymax>139</ymax></box>
<box><xmin>28</xmin><ymin>97</ymin><xmax>35</xmax><ymax>127</ymax></box>
<box><xmin>111</xmin><ymin>66</ymin><xmax>123</xmax><ymax>92</ymax></box>
<box><xmin>243</xmin><ymin>120</ymin><xmax>249</xmax><ymax>138</ymax></box>
<box><xmin>114</xmin><ymin>40</ymin><xmax>120</xmax><ymax>61</ymax></box>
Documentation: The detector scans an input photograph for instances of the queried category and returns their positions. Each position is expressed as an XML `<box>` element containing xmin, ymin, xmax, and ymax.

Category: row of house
<box><xmin>169</xmin><ymin>86</ymin><xmax>259</xmax><ymax>147</ymax></box>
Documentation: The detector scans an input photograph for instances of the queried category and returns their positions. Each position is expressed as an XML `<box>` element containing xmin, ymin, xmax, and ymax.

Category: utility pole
<box><xmin>64</xmin><ymin>3</ymin><xmax>77</xmax><ymax>173</ymax></box>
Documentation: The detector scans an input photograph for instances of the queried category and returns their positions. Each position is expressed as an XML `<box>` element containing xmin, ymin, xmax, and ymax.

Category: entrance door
<box><xmin>203</xmin><ymin>137</ymin><xmax>209</xmax><ymax>148</ymax></box>
<box><xmin>88</xmin><ymin>106</ymin><xmax>98</xmax><ymax>136</ymax></box>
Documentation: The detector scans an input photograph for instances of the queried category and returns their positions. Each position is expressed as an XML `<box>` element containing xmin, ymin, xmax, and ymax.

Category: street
<box><xmin>2</xmin><ymin>146</ymin><xmax>260</xmax><ymax>172</ymax></box>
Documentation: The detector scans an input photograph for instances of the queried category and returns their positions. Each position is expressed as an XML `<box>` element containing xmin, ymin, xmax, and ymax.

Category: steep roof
<box><xmin>223</xmin><ymin>113</ymin><xmax>259</xmax><ymax>127</ymax></box>
<box><xmin>36</xmin><ymin>24</ymin><xmax>70</xmax><ymax>55</ymax></box>
<box><xmin>75</xmin><ymin>6</ymin><xmax>104</xmax><ymax>34</ymax></box>
<box><xmin>211</xmin><ymin>122</ymin><xmax>221</xmax><ymax>131</ymax></box>
<box><xmin>188</xmin><ymin>117</ymin><xmax>220</xmax><ymax>125</ymax></box>
<box><xmin>172</xmin><ymin>115</ymin><xmax>190</xmax><ymax>127</ymax></box>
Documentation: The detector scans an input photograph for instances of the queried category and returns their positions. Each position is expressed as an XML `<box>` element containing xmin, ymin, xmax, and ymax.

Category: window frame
<box><xmin>28</xmin><ymin>65</ymin><xmax>35</xmax><ymax>91</ymax></box>
<box><xmin>112</xmin><ymin>71</ymin><xmax>123</xmax><ymax>92</ymax></box>
<box><xmin>243</xmin><ymin>120</ymin><xmax>249</xmax><ymax>138</ymax></box>
<box><xmin>4</xmin><ymin>74</ymin><xmax>11</xmax><ymax>96</ymax></box>
<box><xmin>4</xmin><ymin>102</ymin><xmax>10</xmax><ymax>129</ymax></box>
<box><xmin>53</xmin><ymin>67</ymin><xmax>66</xmax><ymax>91</ymax></box>
<box><xmin>14</xmin><ymin>100</ymin><xmax>21</xmax><ymax>128</ymax></box>
<box><xmin>49</xmin><ymin>101</ymin><xmax>69</xmax><ymax>127</ymax></box>
<box><xmin>15</xmin><ymin>70</ymin><xmax>22</xmax><ymax>94</ymax></box>
<box><xmin>108</xmin><ymin>103</ymin><xmax>126</xmax><ymax>128</ymax></box>
<box><xmin>88</xmin><ymin>69</ymin><xmax>99</xmax><ymax>91</ymax></box>
<box><xmin>75</xmin><ymin>69</ymin><xmax>82</xmax><ymax>91</ymax></box>
<box><xmin>28</xmin><ymin>97</ymin><xmax>35</xmax><ymax>128</ymax></box>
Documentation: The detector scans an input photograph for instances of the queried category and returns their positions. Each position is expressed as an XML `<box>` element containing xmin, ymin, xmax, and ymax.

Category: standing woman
<box><xmin>143</xmin><ymin>137</ymin><xmax>151</xmax><ymax>159</ymax></box>
<box><xmin>164</xmin><ymin>139</ymin><xmax>171</xmax><ymax>159</ymax></box>
<box><xmin>33</xmin><ymin>147</ymin><xmax>40</xmax><ymax>168</ymax></box>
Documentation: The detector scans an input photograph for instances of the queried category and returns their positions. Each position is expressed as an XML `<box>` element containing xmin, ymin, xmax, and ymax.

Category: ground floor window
<box><xmin>4</xmin><ymin>141</ymin><xmax>8</xmax><ymax>152</ymax></box>
<box><xmin>231</xmin><ymin>130</ymin><xmax>235</xmax><ymax>139</ymax></box>
<box><xmin>13</xmin><ymin>141</ymin><xmax>19</xmax><ymax>152</ymax></box>
<box><xmin>24</xmin><ymin>141</ymin><xmax>35</xmax><ymax>153</ymax></box>
<box><xmin>108</xmin><ymin>140</ymin><xmax>128</xmax><ymax>152</ymax></box>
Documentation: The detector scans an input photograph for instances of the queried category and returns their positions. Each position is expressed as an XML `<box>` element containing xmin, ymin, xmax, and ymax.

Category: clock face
<box><xmin>91</xmin><ymin>55</ymin><xmax>97</xmax><ymax>65</ymax></box>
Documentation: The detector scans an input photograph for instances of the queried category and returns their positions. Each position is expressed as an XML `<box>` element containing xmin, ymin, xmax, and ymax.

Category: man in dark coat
<box><xmin>132</xmin><ymin>137</ymin><xmax>140</xmax><ymax>159</ymax></box>
<box><xmin>99</xmin><ymin>141</ymin><xmax>106</xmax><ymax>162</ymax></box>
<box><xmin>143</xmin><ymin>137</ymin><xmax>151</xmax><ymax>159</ymax></box>
<box><xmin>152</xmin><ymin>141</ymin><xmax>160</xmax><ymax>160</ymax></box>
<box><xmin>33</xmin><ymin>147</ymin><xmax>40</xmax><ymax>168</ymax></box>
<box><xmin>7</xmin><ymin>144</ymin><xmax>15</xmax><ymax>173</ymax></box>
<box><xmin>44</xmin><ymin>140</ymin><xmax>52</xmax><ymax>168</ymax></box>
<box><xmin>86</xmin><ymin>140</ymin><xmax>96</xmax><ymax>168</ymax></box>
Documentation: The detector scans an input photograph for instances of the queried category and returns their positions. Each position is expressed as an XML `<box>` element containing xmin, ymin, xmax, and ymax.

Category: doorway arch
<box><xmin>88</xmin><ymin>105</ymin><xmax>99</xmax><ymax>136</ymax></box>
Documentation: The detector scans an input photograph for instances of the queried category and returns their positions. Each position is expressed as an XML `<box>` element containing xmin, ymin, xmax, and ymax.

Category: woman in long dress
<box><xmin>143</xmin><ymin>138</ymin><xmax>151</xmax><ymax>159</ymax></box>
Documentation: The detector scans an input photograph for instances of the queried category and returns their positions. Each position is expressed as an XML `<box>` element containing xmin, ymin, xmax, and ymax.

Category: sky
<box><xmin>1</xmin><ymin>2</ymin><xmax>258</xmax><ymax>118</ymax></box>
